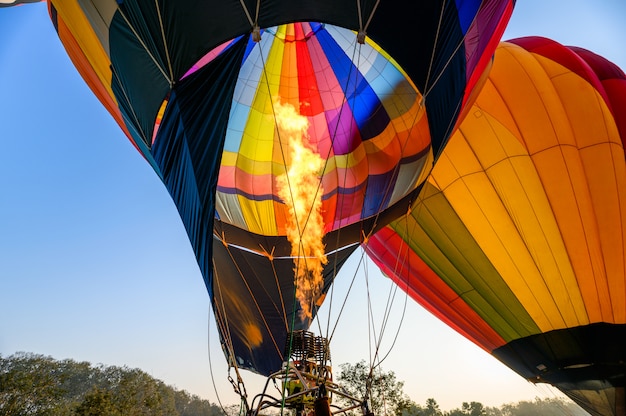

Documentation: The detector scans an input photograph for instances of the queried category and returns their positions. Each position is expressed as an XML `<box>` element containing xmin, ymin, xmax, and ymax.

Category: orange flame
<box><xmin>275</xmin><ymin>101</ymin><xmax>328</xmax><ymax>320</ymax></box>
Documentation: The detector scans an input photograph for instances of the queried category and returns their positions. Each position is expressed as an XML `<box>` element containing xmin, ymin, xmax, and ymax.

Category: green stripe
<box><xmin>393</xmin><ymin>182</ymin><xmax>540</xmax><ymax>342</ymax></box>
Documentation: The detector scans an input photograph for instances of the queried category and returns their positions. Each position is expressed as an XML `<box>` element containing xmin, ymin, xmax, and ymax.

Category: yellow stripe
<box><xmin>237</xmin><ymin>30</ymin><xmax>288</xmax><ymax>235</ymax></box>
<box><xmin>488</xmin><ymin>46</ymin><xmax>592</xmax><ymax>329</ymax></box>
<box><xmin>435</xmin><ymin>119</ymin><xmax>575</xmax><ymax>332</ymax></box>
<box><xmin>237</xmin><ymin>35</ymin><xmax>284</xmax><ymax>163</ymax></box>
<box><xmin>538</xmin><ymin>59</ymin><xmax>626</xmax><ymax>324</ymax></box>
<box><xmin>51</xmin><ymin>0</ymin><xmax>115</xmax><ymax>103</ymax></box>
<box><xmin>239</xmin><ymin>197</ymin><xmax>279</xmax><ymax>235</ymax></box>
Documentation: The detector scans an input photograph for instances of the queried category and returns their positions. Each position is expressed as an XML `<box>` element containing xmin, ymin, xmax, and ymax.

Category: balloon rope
<box><xmin>250</xmin><ymin>33</ymin><xmax>303</xmax><ymax>415</ymax></box>
<box><xmin>254</xmin><ymin>31</ymin><xmax>309</xmax><ymax>328</ymax></box>
<box><xmin>418</xmin><ymin>0</ymin><xmax>446</xmax><ymax>102</ymax></box>
<box><xmin>366</xmin><ymin>215</ymin><xmax>412</xmax><ymax>369</ymax></box>
<box><xmin>206</xmin><ymin>304</ymin><xmax>230</xmax><ymax>415</ymax></box>
<box><xmin>362</xmin><ymin>0</ymin><xmax>381</xmax><ymax>33</ymax></box>
<box><xmin>254</xmin><ymin>29</ymin><xmax>327</xmax><ymax>337</ymax></box>
<box><xmin>309</xmin><ymin>39</ymin><xmax>363</xmax><ymax>344</ymax></box>
<box><xmin>355</xmin><ymin>0</ymin><xmax>380</xmax><ymax>42</ymax></box>
<box><xmin>221</xmin><ymin>240</ymin><xmax>286</xmax><ymax>359</ymax></box>
<box><xmin>264</xmin><ymin>246</ymin><xmax>290</xmax><ymax>333</ymax></box>
<box><xmin>326</xmin><ymin>247</ymin><xmax>366</xmax><ymax>343</ymax></box>
<box><xmin>305</xmin><ymin>24</ymin><xmax>374</xmax><ymax>364</ymax></box>
<box><xmin>237</xmin><ymin>0</ymin><xmax>255</xmax><ymax>27</ymax></box>
<box><xmin>114</xmin><ymin>4</ymin><xmax>172</xmax><ymax>85</ymax></box>
<box><xmin>254</xmin><ymin>0</ymin><xmax>260</xmax><ymax>26</ymax></box>
<box><xmin>153</xmin><ymin>0</ymin><xmax>174</xmax><ymax>82</ymax></box>
<box><xmin>211</xmin><ymin>265</ymin><xmax>236</xmax><ymax>364</ymax></box>
<box><xmin>325</xmin><ymin>4</ymin><xmax>426</xmax><ymax>381</ymax></box>
<box><xmin>346</xmin><ymin>9</ymin><xmax>434</xmax><ymax>368</ymax></box>
<box><xmin>306</xmin><ymin>29</ymin><xmax>365</xmax><ymax>348</ymax></box>
<box><xmin>352</xmin><ymin>1</ymin><xmax>435</xmax><ymax>246</ymax></box>
<box><xmin>211</xmin><ymin>260</ymin><xmax>251</xmax><ymax>411</ymax></box>
<box><xmin>425</xmin><ymin>2</ymin><xmax>500</xmax><ymax>149</ymax></box>
<box><xmin>423</xmin><ymin>1</ymin><xmax>487</xmax><ymax>101</ymax></box>
<box><xmin>314</xmin><ymin>26</ymin><xmax>415</xmax><ymax>365</ymax></box>
<box><xmin>109</xmin><ymin>67</ymin><xmax>150</xmax><ymax>146</ymax></box>
<box><xmin>364</xmin><ymin>247</ymin><xmax>397</xmax><ymax>369</ymax></box>
<box><xmin>238</xmin><ymin>0</ymin><xmax>261</xmax><ymax>39</ymax></box>
<box><xmin>293</xmin><ymin>33</ymin><xmax>366</xmax><ymax>339</ymax></box>
<box><xmin>343</xmin><ymin>18</ymin><xmax>427</xmax><ymax>249</ymax></box>
<box><xmin>254</xmin><ymin>30</ymin><xmax>308</xmax><ymax>274</ymax></box>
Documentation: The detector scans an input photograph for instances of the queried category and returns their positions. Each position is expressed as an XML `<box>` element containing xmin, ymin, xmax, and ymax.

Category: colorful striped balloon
<box><xmin>367</xmin><ymin>38</ymin><xmax>626</xmax><ymax>416</ymax></box>
<box><xmin>214</xmin><ymin>23</ymin><xmax>430</xmax><ymax>236</ymax></box>
<box><xmin>45</xmin><ymin>0</ymin><xmax>514</xmax><ymax>376</ymax></box>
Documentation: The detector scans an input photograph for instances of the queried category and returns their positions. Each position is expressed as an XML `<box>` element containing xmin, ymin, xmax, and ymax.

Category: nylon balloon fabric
<box><xmin>366</xmin><ymin>38</ymin><xmax>626</xmax><ymax>416</ymax></box>
<box><xmin>46</xmin><ymin>0</ymin><xmax>514</xmax><ymax>376</ymax></box>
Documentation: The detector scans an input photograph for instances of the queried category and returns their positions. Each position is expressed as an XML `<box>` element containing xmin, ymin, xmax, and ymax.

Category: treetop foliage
<box><xmin>336</xmin><ymin>360</ymin><xmax>589</xmax><ymax>416</ymax></box>
<box><xmin>1</xmin><ymin>353</ymin><xmax>589</xmax><ymax>416</ymax></box>
<box><xmin>0</xmin><ymin>352</ymin><xmax>222</xmax><ymax>416</ymax></box>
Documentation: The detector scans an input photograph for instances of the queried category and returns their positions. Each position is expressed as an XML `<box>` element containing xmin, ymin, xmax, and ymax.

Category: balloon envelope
<box><xmin>0</xmin><ymin>0</ymin><xmax>40</xmax><ymax>7</ymax></box>
<box><xmin>367</xmin><ymin>38</ymin><xmax>626</xmax><ymax>416</ymax></box>
<box><xmin>47</xmin><ymin>0</ymin><xmax>514</xmax><ymax>375</ymax></box>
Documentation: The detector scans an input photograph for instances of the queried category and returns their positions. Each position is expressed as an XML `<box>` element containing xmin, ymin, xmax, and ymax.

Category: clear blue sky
<box><xmin>1</xmin><ymin>1</ymin><xmax>625</xmax><ymax>412</ymax></box>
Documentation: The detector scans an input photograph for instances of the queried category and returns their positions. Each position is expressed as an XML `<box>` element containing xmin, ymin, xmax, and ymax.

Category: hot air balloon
<box><xmin>43</xmin><ymin>0</ymin><xmax>513</xmax><ymax>392</ymax></box>
<box><xmin>0</xmin><ymin>0</ymin><xmax>39</xmax><ymax>7</ymax></box>
<box><xmin>366</xmin><ymin>38</ymin><xmax>626</xmax><ymax>416</ymax></box>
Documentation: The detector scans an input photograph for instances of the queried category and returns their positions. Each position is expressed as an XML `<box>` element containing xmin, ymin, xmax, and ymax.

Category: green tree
<box><xmin>75</xmin><ymin>387</ymin><xmax>120</xmax><ymax>416</ymax></box>
<box><xmin>398</xmin><ymin>398</ymin><xmax>444</xmax><ymax>416</ymax></box>
<box><xmin>337</xmin><ymin>360</ymin><xmax>412</xmax><ymax>416</ymax></box>
<box><xmin>447</xmin><ymin>401</ymin><xmax>486</xmax><ymax>416</ymax></box>
<box><xmin>400</xmin><ymin>401</ymin><xmax>424</xmax><ymax>416</ymax></box>
<box><xmin>0</xmin><ymin>351</ymin><xmax>224</xmax><ymax>416</ymax></box>
<box><xmin>174</xmin><ymin>389</ymin><xmax>223</xmax><ymax>416</ymax></box>
<box><xmin>109</xmin><ymin>367</ymin><xmax>177</xmax><ymax>415</ymax></box>
<box><xmin>497</xmin><ymin>398</ymin><xmax>588</xmax><ymax>416</ymax></box>
<box><xmin>1</xmin><ymin>352</ymin><xmax>589</xmax><ymax>416</ymax></box>
<box><xmin>0</xmin><ymin>352</ymin><xmax>67</xmax><ymax>415</ymax></box>
<box><xmin>423</xmin><ymin>398</ymin><xmax>443</xmax><ymax>416</ymax></box>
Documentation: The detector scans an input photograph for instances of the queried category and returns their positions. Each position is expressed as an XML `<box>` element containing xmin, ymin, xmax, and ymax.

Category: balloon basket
<box><xmin>248</xmin><ymin>331</ymin><xmax>365</xmax><ymax>416</ymax></box>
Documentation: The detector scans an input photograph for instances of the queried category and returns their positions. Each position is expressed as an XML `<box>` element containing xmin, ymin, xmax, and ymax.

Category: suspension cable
<box><xmin>109</xmin><ymin>67</ymin><xmax>151</xmax><ymax>147</ymax></box>
<box><xmin>114</xmin><ymin>3</ymin><xmax>172</xmax><ymax>86</ymax></box>
<box><xmin>356</xmin><ymin>0</ymin><xmax>381</xmax><ymax>43</ymax></box>
<box><xmin>211</xmin><ymin>264</ymin><xmax>250</xmax><ymax>410</ymax></box>
<box><xmin>153</xmin><ymin>0</ymin><xmax>174</xmax><ymax>82</ymax></box>
<box><xmin>248</xmin><ymin>29</ymin><xmax>310</xmax><ymax>416</ymax></box>
<box><xmin>214</xmin><ymin>6</ymin><xmax>435</xmax><ymax>410</ymax></box>
<box><xmin>312</xmin><ymin>28</ymin><xmax>364</xmax><ymax>345</ymax></box>
<box><xmin>190</xmin><ymin>2</ymin><xmax>467</xmax><ymax>414</ymax></box>
<box><xmin>220</xmin><ymin>238</ymin><xmax>286</xmax><ymax>359</ymax></box>
<box><xmin>310</xmin><ymin>28</ymin><xmax>426</xmax><ymax>372</ymax></box>
<box><xmin>206</xmin><ymin>306</ymin><xmax>229</xmax><ymax>415</ymax></box>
